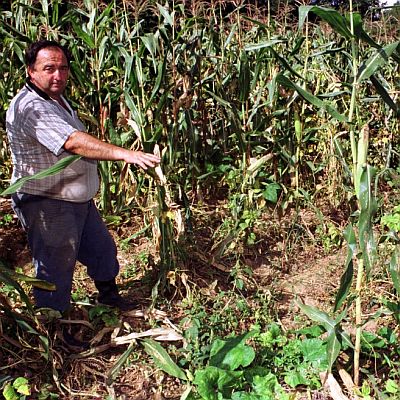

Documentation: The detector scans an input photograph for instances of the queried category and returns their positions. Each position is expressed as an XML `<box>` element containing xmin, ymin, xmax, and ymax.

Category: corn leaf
<box><xmin>298</xmin><ymin>6</ymin><xmax>352</xmax><ymax>39</ymax></box>
<box><xmin>326</xmin><ymin>329</ymin><xmax>341</xmax><ymax>373</ymax></box>
<box><xmin>389</xmin><ymin>251</ymin><xmax>400</xmax><ymax>295</ymax></box>
<box><xmin>370</xmin><ymin>74</ymin><xmax>400</xmax><ymax>116</ymax></box>
<box><xmin>0</xmin><ymin>268</ymin><xmax>56</xmax><ymax>291</ymax></box>
<box><xmin>107</xmin><ymin>342</ymin><xmax>136</xmax><ymax>385</ymax></box>
<box><xmin>239</xmin><ymin>50</ymin><xmax>250</xmax><ymax>103</ymax></box>
<box><xmin>358</xmin><ymin>166</ymin><xmax>378</xmax><ymax>275</ymax></box>
<box><xmin>296</xmin><ymin>299</ymin><xmax>353</xmax><ymax>348</ymax></box>
<box><xmin>0</xmin><ymin>270</ymin><xmax>35</xmax><ymax>314</ymax></box>
<box><xmin>244</xmin><ymin>39</ymin><xmax>285</xmax><ymax>52</ymax></box>
<box><xmin>157</xmin><ymin>3</ymin><xmax>174</xmax><ymax>26</ymax></box>
<box><xmin>356</xmin><ymin>41</ymin><xmax>400</xmax><ymax>83</ymax></box>
<box><xmin>71</xmin><ymin>20</ymin><xmax>95</xmax><ymax>49</ymax></box>
<box><xmin>0</xmin><ymin>155</ymin><xmax>81</xmax><ymax>196</ymax></box>
<box><xmin>141</xmin><ymin>338</ymin><xmax>187</xmax><ymax>381</ymax></box>
<box><xmin>276</xmin><ymin>74</ymin><xmax>348</xmax><ymax>122</ymax></box>
<box><xmin>334</xmin><ymin>224</ymin><xmax>356</xmax><ymax>312</ymax></box>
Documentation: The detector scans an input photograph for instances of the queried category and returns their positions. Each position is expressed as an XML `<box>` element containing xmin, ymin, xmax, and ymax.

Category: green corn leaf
<box><xmin>296</xmin><ymin>300</ymin><xmax>336</xmax><ymax>332</ymax></box>
<box><xmin>290</xmin><ymin>36</ymin><xmax>306</xmax><ymax>56</ymax></box>
<box><xmin>276</xmin><ymin>74</ymin><xmax>348</xmax><ymax>122</ymax></box>
<box><xmin>326</xmin><ymin>328</ymin><xmax>342</xmax><ymax>373</ymax></box>
<box><xmin>98</xmin><ymin>35</ymin><xmax>109</xmax><ymax>71</ymax></box>
<box><xmin>71</xmin><ymin>21</ymin><xmax>95</xmax><ymax>49</ymax></box>
<box><xmin>296</xmin><ymin>299</ymin><xmax>353</xmax><ymax>348</ymax></box>
<box><xmin>0</xmin><ymin>155</ymin><xmax>81</xmax><ymax>196</ymax></box>
<box><xmin>157</xmin><ymin>3</ymin><xmax>174</xmax><ymax>26</ymax></box>
<box><xmin>107</xmin><ymin>342</ymin><xmax>136</xmax><ymax>385</ymax></box>
<box><xmin>141</xmin><ymin>339</ymin><xmax>187</xmax><ymax>381</ymax></box>
<box><xmin>351</xmin><ymin>12</ymin><xmax>379</xmax><ymax>48</ymax></box>
<box><xmin>141</xmin><ymin>33</ymin><xmax>159</xmax><ymax>73</ymax></box>
<box><xmin>269</xmin><ymin>47</ymin><xmax>304</xmax><ymax>80</ymax></box>
<box><xmin>205</xmin><ymin>89</ymin><xmax>232</xmax><ymax>109</ymax></box>
<box><xmin>370</xmin><ymin>75</ymin><xmax>400</xmax><ymax>116</ymax></box>
<box><xmin>298</xmin><ymin>6</ymin><xmax>352</xmax><ymax>39</ymax></box>
<box><xmin>40</xmin><ymin>0</ymin><xmax>49</xmax><ymax>18</ymax></box>
<box><xmin>0</xmin><ymin>270</ymin><xmax>35</xmax><ymax>314</ymax></box>
<box><xmin>239</xmin><ymin>50</ymin><xmax>250</xmax><ymax>103</ymax></box>
<box><xmin>358</xmin><ymin>166</ymin><xmax>378</xmax><ymax>275</ymax></box>
<box><xmin>0</xmin><ymin>268</ymin><xmax>56</xmax><ymax>291</ymax></box>
<box><xmin>357</xmin><ymin>41</ymin><xmax>400</xmax><ymax>83</ymax></box>
<box><xmin>334</xmin><ymin>224</ymin><xmax>356</xmax><ymax>312</ymax></box>
<box><xmin>146</xmin><ymin>56</ymin><xmax>167</xmax><ymax>108</ymax></box>
<box><xmin>389</xmin><ymin>249</ymin><xmax>400</xmax><ymax>295</ymax></box>
<box><xmin>224</xmin><ymin>23</ymin><xmax>238</xmax><ymax>49</ymax></box>
<box><xmin>244</xmin><ymin>39</ymin><xmax>285</xmax><ymax>52</ymax></box>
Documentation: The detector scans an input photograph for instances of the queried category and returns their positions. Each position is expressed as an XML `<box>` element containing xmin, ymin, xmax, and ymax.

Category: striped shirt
<box><xmin>6</xmin><ymin>81</ymin><xmax>99</xmax><ymax>202</ymax></box>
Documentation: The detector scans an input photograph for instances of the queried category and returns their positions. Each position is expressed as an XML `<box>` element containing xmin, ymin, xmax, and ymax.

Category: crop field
<box><xmin>1</xmin><ymin>0</ymin><xmax>400</xmax><ymax>399</ymax></box>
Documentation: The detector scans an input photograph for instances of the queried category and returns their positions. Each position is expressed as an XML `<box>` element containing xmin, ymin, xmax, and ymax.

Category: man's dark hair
<box><xmin>25</xmin><ymin>40</ymin><xmax>72</xmax><ymax>68</ymax></box>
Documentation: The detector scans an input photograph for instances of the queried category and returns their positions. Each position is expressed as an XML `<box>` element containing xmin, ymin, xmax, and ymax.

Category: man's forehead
<box><xmin>36</xmin><ymin>47</ymin><xmax>67</xmax><ymax>61</ymax></box>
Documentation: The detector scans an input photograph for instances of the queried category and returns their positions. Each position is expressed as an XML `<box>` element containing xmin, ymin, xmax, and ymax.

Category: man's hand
<box><xmin>124</xmin><ymin>151</ymin><xmax>160</xmax><ymax>170</ymax></box>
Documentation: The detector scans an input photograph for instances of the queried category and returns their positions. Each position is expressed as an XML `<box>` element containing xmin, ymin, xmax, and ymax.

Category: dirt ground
<box><xmin>0</xmin><ymin>196</ymin><xmax>351</xmax><ymax>399</ymax></box>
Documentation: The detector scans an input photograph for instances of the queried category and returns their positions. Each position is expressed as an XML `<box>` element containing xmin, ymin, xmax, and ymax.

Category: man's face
<box><xmin>27</xmin><ymin>47</ymin><xmax>69</xmax><ymax>100</ymax></box>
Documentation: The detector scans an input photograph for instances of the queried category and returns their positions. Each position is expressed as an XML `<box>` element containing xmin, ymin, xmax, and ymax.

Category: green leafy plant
<box><xmin>2</xmin><ymin>377</ymin><xmax>31</xmax><ymax>400</ymax></box>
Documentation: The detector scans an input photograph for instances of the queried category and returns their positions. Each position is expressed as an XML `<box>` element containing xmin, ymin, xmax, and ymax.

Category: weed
<box><xmin>88</xmin><ymin>305</ymin><xmax>120</xmax><ymax>327</ymax></box>
<box><xmin>2</xmin><ymin>377</ymin><xmax>30</xmax><ymax>400</ymax></box>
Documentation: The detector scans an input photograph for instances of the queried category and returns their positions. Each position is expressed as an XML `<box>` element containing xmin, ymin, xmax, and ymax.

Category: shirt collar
<box><xmin>25</xmin><ymin>77</ymin><xmax>73</xmax><ymax>115</ymax></box>
<box><xmin>26</xmin><ymin>77</ymin><xmax>51</xmax><ymax>100</ymax></box>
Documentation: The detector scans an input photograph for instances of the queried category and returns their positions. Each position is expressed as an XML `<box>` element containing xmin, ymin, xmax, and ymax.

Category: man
<box><xmin>6</xmin><ymin>40</ymin><xmax>160</xmax><ymax>315</ymax></box>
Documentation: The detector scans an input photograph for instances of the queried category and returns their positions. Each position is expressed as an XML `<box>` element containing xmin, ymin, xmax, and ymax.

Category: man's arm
<box><xmin>64</xmin><ymin>130</ymin><xmax>160</xmax><ymax>169</ymax></box>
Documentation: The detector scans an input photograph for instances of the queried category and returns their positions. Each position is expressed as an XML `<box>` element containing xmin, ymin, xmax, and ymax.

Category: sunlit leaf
<box><xmin>141</xmin><ymin>339</ymin><xmax>187</xmax><ymax>380</ymax></box>
<box><xmin>1</xmin><ymin>155</ymin><xmax>81</xmax><ymax>196</ymax></box>
<box><xmin>357</xmin><ymin>41</ymin><xmax>400</xmax><ymax>83</ymax></box>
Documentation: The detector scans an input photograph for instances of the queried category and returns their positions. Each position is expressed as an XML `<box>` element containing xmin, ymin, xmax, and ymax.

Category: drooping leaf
<box><xmin>358</xmin><ymin>166</ymin><xmax>378</xmax><ymax>275</ymax></box>
<box><xmin>157</xmin><ymin>3</ymin><xmax>174</xmax><ymax>26</ymax></box>
<box><xmin>296</xmin><ymin>299</ymin><xmax>353</xmax><ymax>348</ymax></box>
<box><xmin>356</xmin><ymin>41</ymin><xmax>400</xmax><ymax>83</ymax></box>
<box><xmin>370</xmin><ymin>74</ymin><xmax>400</xmax><ymax>116</ymax></box>
<box><xmin>107</xmin><ymin>342</ymin><xmax>136</xmax><ymax>385</ymax></box>
<box><xmin>326</xmin><ymin>329</ymin><xmax>342</xmax><ymax>373</ymax></box>
<box><xmin>71</xmin><ymin>20</ymin><xmax>95</xmax><ymax>49</ymax></box>
<box><xmin>334</xmin><ymin>224</ymin><xmax>356</xmax><ymax>312</ymax></box>
<box><xmin>351</xmin><ymin>12</ymin><xmax>379</xmax><ymax>48</ymax></box>
<box><xmin>244</xmin><ymin>39</ymin><xmax>285</xmax><ymax>52</ymax></box>
<box><xmin>389</xmin><ymin>251</ymin><xmax>400</xmax><ymax>295</ymax></box>
<box><xmin>276</xmin><ymin>74</ymin><xmax>348</xmax><ymax>122</ymax></box>
<box><xmin>141</xmin><ymin>339</ymin><xmax>187</xmax><ymax>380</ymax></box>
<box><xmin>0</xmin><ymin>155</ymin><xmax>81</xmax><ymax>196</ymax></box>
<box><xmin>298</xmin><ymin>6</ymin><xmax>352</xmax><ymax>39</ymax></box>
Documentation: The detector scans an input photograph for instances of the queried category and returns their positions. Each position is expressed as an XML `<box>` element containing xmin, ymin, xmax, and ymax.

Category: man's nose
<box><xmin>54</xmin><ymin>69</ymin><xmax>66</xmax><ymax>79</ymax></box>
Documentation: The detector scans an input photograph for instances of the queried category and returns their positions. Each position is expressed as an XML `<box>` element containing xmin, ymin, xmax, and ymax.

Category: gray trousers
<box><xmin>12</xmin><ymin>194</ymin><xmax>120</xmax><ymax>312</ymax></box>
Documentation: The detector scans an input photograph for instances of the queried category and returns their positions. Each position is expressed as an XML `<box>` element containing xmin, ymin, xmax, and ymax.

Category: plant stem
<box><xmin>354</xmin><ymin>257</ymin><xmax>363</xmax><ymax>387</ymax></box>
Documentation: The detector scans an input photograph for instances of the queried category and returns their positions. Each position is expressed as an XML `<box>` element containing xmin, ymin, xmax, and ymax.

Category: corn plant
<box><xmin>283</xmin><ymin>4</ymin><xmax>400</xmax><ymax>388</ymax></box>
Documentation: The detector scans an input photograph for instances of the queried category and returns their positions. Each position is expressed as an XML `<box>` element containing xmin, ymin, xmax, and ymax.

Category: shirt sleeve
<box><xmin>22</xmin><ymin>98</ymin><xmax>78</xmax><ymax>156</ymax></box>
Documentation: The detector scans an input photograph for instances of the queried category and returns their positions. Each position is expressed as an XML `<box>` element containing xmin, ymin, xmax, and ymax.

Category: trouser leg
<box><xmin>77</xmin><ymin>200</ymin><xmax>120</xmax><ymax>281</ymax></box>
<box><xmin>12</xmin><ymin>194</ymin><xmax>87</xmax><ymax>312</ymax></box>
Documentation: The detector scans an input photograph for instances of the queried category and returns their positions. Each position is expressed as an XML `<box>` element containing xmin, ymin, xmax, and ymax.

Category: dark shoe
<box><xmin>95</xmin><ymin>279</ymin><xmax>135</xmax><ymax>311</ymax></box>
